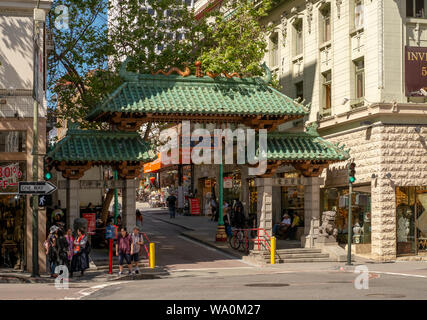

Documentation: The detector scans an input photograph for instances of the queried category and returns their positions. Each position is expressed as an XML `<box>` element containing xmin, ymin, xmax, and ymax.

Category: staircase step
<box><xmin>279</xmin><ymin>258</ymin><xmax>332</xmax><ymax>263</ymax></box>
<box><xmin>258</xmin><ymin>249</ymin><xmax>322</xmax><ymax>256</ymax></box>
<box><xmin>276</xmin><ymin>248</ymin><xmax>322</xmax><ymax>254</ymax></box>
<box><xmin>275</xmin><ymin>253</ymin><xmax>330</xmax><ymax>259</ymax></box>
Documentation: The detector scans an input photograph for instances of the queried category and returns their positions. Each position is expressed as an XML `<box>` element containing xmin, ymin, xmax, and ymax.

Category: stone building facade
<box><xmin>0</xmin><ymin>1</ymin><xmax>52</xmax><ymax>271</ymax></box>
<box><xmin>260</xmin><ymin>0</ymin><xmax>427</xmax><ymax>261</ymax></box>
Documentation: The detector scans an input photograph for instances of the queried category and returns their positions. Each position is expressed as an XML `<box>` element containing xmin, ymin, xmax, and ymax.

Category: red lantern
<box><xmin>149</xmin><ymin>177</ymin><xmax>156</xmax><ymax>184</ymax></box>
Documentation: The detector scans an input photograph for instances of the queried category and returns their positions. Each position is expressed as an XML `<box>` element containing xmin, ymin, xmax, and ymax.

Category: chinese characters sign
<box><xmin>0</xmin><ymin>162</ymin><xmax>25</xmax><ymax>192</ymax></box>
<box><xmin>405</xmin><ymin>46</ymin><xmax>427</xmax><ymax>96</ymax></box>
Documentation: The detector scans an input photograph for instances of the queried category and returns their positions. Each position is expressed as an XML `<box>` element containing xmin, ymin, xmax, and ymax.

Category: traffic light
<box><xmin>44</xmin><ymin>158</ymin><xmax>53</xmax><ymax>181</ymax></box>
<box><xmin>348</xmin><ymin>162</ymin><xmax>356</xmax><ymax>184</ymax></box>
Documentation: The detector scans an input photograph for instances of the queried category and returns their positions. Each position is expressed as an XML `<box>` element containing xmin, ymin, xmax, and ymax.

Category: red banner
<box><xmin>190</xmin><ymin>198</ymin><xmax>201</xmax><ymax>215</ymax></box>
<box><xmin>82</xmin><ymin>213</ymin><xmax>96</xmax><ymax>235</ymax></box>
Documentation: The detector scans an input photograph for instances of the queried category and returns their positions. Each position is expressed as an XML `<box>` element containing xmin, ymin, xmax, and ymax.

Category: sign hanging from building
<box><xmin>82</xmin><ymin>213</ymin><xmax>96</xmax><ymax>235</ymax></box>
<box><xmin>223</xmin><ymin>177</ymin><xmax>233</xmax><ymax>189</ymax></box>
<box><xmin>0</xmin><ymin>162</ymin><xmax>25</xmax><ymax>193</ymax></box>
<box><xmin>189</xmin><ymin>198</ymin><xmax>201</xmax><ymax>215</ymax></box>
<box><xmin>405</xmin><ymin>46</ymin><xmax>427</xmax><ymax>96</ymax></box>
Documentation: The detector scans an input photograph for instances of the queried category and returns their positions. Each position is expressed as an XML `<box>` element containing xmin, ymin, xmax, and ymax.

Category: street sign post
<box><xmin>18</xmin><ymin>181</ymin><xmax>57</xmax><ymax>195</ymax></box>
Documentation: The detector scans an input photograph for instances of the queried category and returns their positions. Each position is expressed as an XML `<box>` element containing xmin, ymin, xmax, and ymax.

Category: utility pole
<box><xmin>32</xmin><ymin>0</ymin><xmax>42</xmax><ymax>277</ymax></box>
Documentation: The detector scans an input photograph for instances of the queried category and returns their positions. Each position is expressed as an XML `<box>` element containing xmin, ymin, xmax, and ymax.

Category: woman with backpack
<box><xmin>70</xmin><ymin>228</ymin><xmax>90</xmax><ymax>277</ymax></box>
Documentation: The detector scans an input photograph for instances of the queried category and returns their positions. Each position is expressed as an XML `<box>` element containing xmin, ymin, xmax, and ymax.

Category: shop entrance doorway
<box><xmin>396</xmin><ymin>186</ymin><xmax>427</xmax><ymax>256</ymax></box>
<box><xmin>0</xmin><ymin>195</ymin><xmax>26</xmax><ymax>269</ymax></box>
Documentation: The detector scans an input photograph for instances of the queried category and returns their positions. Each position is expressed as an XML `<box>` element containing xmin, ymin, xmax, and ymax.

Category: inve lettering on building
<box><xmin>405</xmin><ymin>46</ymin><xmax>427</xmax><ymax>96</ymax></box>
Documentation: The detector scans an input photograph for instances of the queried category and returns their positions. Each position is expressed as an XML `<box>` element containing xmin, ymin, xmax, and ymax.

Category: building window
<box><xmin>321</xmin><ymin>185</ymin><xmax>371</xmax><ymax>245</ymax></box>
<box><xmin>407</xmin><ymin>0</ymin><xmax>427</xmax><ymax>18</ymax></box>
<box><xmin>354</xmin><ymin>0</ymin><xmax>364</xmax><ymax>29</ymax></box>
<box><xmin>269</xmin><ymin>32</ymin><xmax>279</xmax><ymax>68</ymax></box>
<box><xmin>322</xmin><ymin>71</ymin><xmax>332</xmax><ymax>111</ymax></box>
<box><xmin>320</xmin><ymin>3</ymin><xmax>331</xmax><ymax>43</ymax></box>
<box><xmin>396</xmin><ymin>186</ymin><xmax>427</xmax><ymax>255</ymax></box>
<box><xmin>294</xmin><ymin>19</ymin><xmax>303</xmax><ymax>56</ymax></box>
<box><xmin>295</xmin><ymin>81</ymin><xmax>303</xmax><ymax>101</ymax></box>
<box><xmin>355</xmin><ymin>59</ymin><xmax>365</xmax><ymax>99</ymax></box>
<box><xmin>0</xmin><ymin>131</ymin><xmax>26</xmax><ymax>153</ymax></box>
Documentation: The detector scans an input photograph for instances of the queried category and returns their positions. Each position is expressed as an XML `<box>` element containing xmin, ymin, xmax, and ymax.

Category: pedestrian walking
<box><xmin>167</xmin><ymin>192</ymin><xmax>177</xmax><ymax>219</ymax></box>
<box><xmin>136</xmin><ymin>209</ymin><xmax>143</xmax><ymax>229</ymax></box>
<box><xmin>56</xmin><ymin>224</ymin><xmax>70</xmax><ymax>270</ymax></box>
<box><xmin>45</xmin><ymin>225</ymin><xmax>59</xmax><ymax>277</ymax></box>
<box><xmin>116</xmin><ymin>227</ymin><xmax>133</xmax><ymax>276</ymax></box>
<box><xmin>130</xmin><ymin>227</ymin><xmax>144</xmax><ymax>274</ymax></box>
<box><xmin>210</xmin><ymin>198</ymin><xmax>218</xmax><ymax>221</ymax></box>
<box><xmin>70</xmin><ymin>228</ymin><xmax>90</xmax><ymax>277</ymax></box>
<box><xmin>64</xmin><ymin>228</ymin><xmax>74</xmax><ymax>269</ymax></box>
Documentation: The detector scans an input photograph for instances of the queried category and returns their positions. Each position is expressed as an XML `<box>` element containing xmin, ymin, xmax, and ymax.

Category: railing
<box><xmin>141</xmin><ymin>232</ymin><xmax>151</xmax><ymax>259</ymax></box>
<box><xmin>230</xmin><ymin>227</ymin><xmax>272</xmax><ymax>253</ymax></box>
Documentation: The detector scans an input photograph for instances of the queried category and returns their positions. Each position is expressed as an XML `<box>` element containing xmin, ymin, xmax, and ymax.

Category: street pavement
<box><xmin>1</xmin><ymin>205</ymin><xmax>427</xmax><ymax>300</ymax></box>
<box><xmin>141</xmin><ymin>208</ymin><xmax>250</xmax><ymax>271</ymax></box>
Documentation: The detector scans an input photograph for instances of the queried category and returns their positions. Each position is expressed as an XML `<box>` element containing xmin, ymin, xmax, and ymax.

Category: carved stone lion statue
<box><xmin>318</xmin><ymin>211</ymin><xmax>338</xmax><ymax>239</ymax></box>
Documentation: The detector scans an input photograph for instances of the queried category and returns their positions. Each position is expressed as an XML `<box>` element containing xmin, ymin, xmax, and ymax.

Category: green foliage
<box><xmin>48</xmin><ymin>0</ymin><xmax>274</xmax><ymax>128</ymax></box>
<box><xmin>199</xmin><ymin>0</ymin><xmax>273</xmax><ymax>76</ymax></box>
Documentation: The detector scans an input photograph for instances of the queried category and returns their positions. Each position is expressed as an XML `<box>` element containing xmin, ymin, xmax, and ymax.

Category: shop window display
<box><xmin>281</xmin><ymin>185</ymin><xmax>304</xmax><ymax>218</ymax></box>
<box><xmin>223</xmin><ymin>172</ymin><xmax>241</xmax><ymax>205</ymax></box>
<box><xmin>396</xmin><ymin>186</ymin><xmax>427</xmax><ymax>255</ymax></box>
<box><xmin>321</xmin><ymin>185</ymin><xmax>371</xmax><ymax>244</ymax></box>
<box><xmin>248</xmin><ymin>178</ymin><xmax>257</xmax><ymax>216</ymax></box>
<box><xmin>0</xmin><ymin>162</ymin><xmax>26</xmax><ymax>269</ymax></box>
<box><xmin>0</xmin><ymin>195</ymin><xmax>25</xmax><ymax>269</ymax></box>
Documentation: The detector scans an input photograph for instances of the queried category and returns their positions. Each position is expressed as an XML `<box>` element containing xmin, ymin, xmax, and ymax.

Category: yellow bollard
<box><xmin>149</xmin><ymin>243</ymin><xmax>155</xmax><ymax>269</ymax></box>
<box><xmin>271</xmin><ymin>236</ymin><xmax>276</xmax><ymax>265</ymax></box>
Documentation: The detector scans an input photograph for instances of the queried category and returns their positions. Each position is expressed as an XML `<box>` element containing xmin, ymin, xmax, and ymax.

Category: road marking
<box><xmin>369</xmin><ymin>271</ymin><xmax>427</xmax><ymax>279</ymax></box>
<box><xmin>171</xmin><ymin>266</ymin><xmax>255</xmax><ymax>272</ymax></box>
<box><xmin>64</xmin><ymin>281</ymin><xmax>130</xmax><ymax>300</ymax></box>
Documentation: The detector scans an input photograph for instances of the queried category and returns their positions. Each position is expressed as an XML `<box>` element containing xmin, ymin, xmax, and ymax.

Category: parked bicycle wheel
<box><xmin>229</xmin><ymin>235</ymin><xmax>240</xmax><ymax>250</ymax></box>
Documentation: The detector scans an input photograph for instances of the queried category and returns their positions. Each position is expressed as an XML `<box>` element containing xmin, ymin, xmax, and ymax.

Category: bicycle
<box><xmin>228</xmin><ymin>228</ymin><xmax>254</xmax><ymax>254</ymax></box>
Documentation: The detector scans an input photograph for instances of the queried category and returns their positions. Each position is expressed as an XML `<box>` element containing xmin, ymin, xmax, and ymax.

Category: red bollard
<box><xmin>108</xmin><ymin>239</ymin><xmax>113</xmax><ymax>274</ymax></box>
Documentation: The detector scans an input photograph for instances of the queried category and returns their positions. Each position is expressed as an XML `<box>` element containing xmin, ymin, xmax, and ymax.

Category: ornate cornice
<box><xmin>336</xmin><ymin>0</ymin><xmax>343</xmax><ymax>19</ymax></box>
<box><xmin>281</xmin><ymin>12</ymin><xmax>288</xmax><ymax>47</ymax></box>
<box><xmin>306</xmin><ymin>0</ymin><xmax>313</xmax><ymax>34</ymax></box>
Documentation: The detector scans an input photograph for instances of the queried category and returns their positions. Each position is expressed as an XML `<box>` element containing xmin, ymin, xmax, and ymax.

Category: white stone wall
<box><xmin>263</xmin><ymin>0</ymin><xmax>424</xmax><ymax>121</ymax></box>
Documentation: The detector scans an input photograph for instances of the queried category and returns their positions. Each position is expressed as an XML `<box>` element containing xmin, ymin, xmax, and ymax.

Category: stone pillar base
<box><xmin>215</xmin><ymin>225</ymin><xmax>227</xmax><ymax>242</ymax></box>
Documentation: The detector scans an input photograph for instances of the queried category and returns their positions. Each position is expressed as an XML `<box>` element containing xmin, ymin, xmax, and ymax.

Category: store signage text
<box><xmin>405</xmin><ymin>46</ymin><xmax>427</xmax><ymax>96</ymax></box>
<box><xmin>0</xmin><ymin>163</ymin><xmax>22</xmax><ymax>189</ymax></box>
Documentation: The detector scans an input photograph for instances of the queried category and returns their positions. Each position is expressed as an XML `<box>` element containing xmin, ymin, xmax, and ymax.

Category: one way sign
<box><xmin>19</xmin><ymin>181</ymin><xmax>57</xmax><ymax>195</ymax></box>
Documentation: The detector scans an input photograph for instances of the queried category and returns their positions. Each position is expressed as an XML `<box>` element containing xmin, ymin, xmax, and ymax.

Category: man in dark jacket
<box><xmin>167</xmin><ymin>193</ymin><xmax>177</xmax><ymax>219</ymax></box>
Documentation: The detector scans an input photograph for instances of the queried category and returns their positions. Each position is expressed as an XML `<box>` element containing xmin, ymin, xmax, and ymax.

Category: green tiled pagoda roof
<box><xmin>46</xmin><ymin>129</ymin><xmax>156</xmax><ymax>163</ymax></box>
<box><xmin>264</xmin><ymin>132</ymin><xmax>350</xmax><ymax>162</ymax></box>
<box><xmin>86</xmin><ymin>72</ymin><xmax>309</xmax><ymax>121</ymax></box>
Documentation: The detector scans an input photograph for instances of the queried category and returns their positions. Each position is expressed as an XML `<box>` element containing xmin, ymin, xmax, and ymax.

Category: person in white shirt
<box><xmin>273</xmin><ymin>213</ymin><xmax>292</xmax><ymax>238</ymax></box>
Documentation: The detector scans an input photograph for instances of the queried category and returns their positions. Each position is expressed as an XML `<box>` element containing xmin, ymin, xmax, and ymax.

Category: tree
<box><xmin>49</xmin><ymin>0</ymin><xmax>273</xmax><ymax>123</ymax></box>
<box><xmin>47</xmin><ymin>0</ymin><xmax>273</xmax><ymax>225</ymax></box>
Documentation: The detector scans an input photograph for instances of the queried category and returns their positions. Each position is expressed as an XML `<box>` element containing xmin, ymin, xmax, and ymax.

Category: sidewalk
<box><xmin>144</xmin><ymin>208</ymin><xmax>246</xmax><ymax>259</ymax></box>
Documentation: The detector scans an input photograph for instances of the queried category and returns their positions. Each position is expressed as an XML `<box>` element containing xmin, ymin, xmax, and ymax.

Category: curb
<box><xmin>0</xmin><ymin>273</ymin><xmax>54</xmax><ymax>284</ymax></box>
<box><xmin>180</xmin><ymin>232</ymin><xmax>243</xmax><ymax>260</ymax></box>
